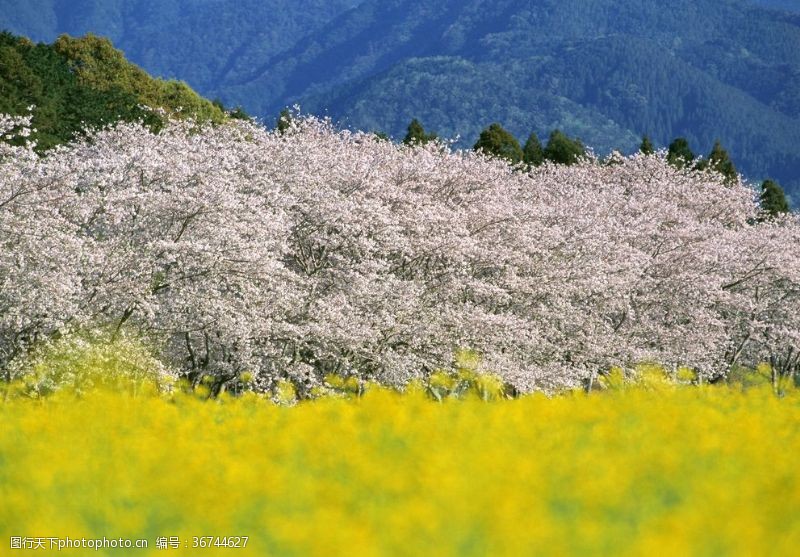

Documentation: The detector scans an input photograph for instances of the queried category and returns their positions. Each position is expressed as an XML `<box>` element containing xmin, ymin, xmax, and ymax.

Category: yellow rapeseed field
<box><xmin>1</xmin><ymin>383</ymin><xmax>799</xmax><ymax>556</ymax></box>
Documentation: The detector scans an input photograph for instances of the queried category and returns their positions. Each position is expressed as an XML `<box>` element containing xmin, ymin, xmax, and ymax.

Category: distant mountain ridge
<box><xmin>1</xmin><ymin>0</ymin><xmax>798</xmax><ymax>199</ymax></box>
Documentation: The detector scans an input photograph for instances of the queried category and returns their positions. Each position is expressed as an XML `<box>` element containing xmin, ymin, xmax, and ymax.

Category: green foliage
<box><xmin>6</xmin><ymin>329</ymin><xmax>174</xmax><ymax>398</ymax></box>
<box><xmin>424</xmin><ymin>369</ymin><xmax>506</xmax><ymax>402</ymax></box>
<box><xmin>53</xmin><ymin>34</ymin><xmax>225</xmax><ymax>123</ymax></box>
<box><xmin>297</xmin><ymin>350</ymin><xmax>512</xmax><ymax>403</ymax></box>
<box><xmin>543</xmin><ymin>129</ymin><xmax>585</xmax><ymax>165</ymax></box>
<box><xmin>593</xmin><ymin>362</ymin><xmax>798</xmax><ymax>398</ymax></box>
<box><xmin>696</xmin><ymin>140</ymin><xmax>737</xmax><ymax>183</ymax></box>
<box><xmin>0</xmin><ymin>31</ymin><xmax>225</xmax><ymax>151</ymax></box>
<box><xmin>473</xmin><ymin>122</ymin><xmax>523</xmax><ymax>164</ymax></box>
<box><xmin>275</xmin><ymin>107</ymin><xmax>295</xmax><ymax>134</ymax></box>
<box><xmin>402</xmin><ymin>118</ymin><xmax>437</xmax><ymax>145</ymax></box>
<box><xmin>639</xmin><ymin>135</ymin><xmax>655</xmax><ymax>155</ymax></box>
<box><xmin>727</xmin><ymin>363</ymin><xmax>797</xmax><ymax>395</ymax></box>
<box><xmin>666</xmin><ymin>137</ymin><xmax>695</xmax><ymax>169</ymax></box>
<box><xmin>726</xmin><ymin>364</ymin><xmax>773</xmax><ymax>391</ymax></box>
<box><xmin>213</xmin><ymin>97</ymin><xmax>250</xmax><ymax>120</ymax></box>
<box><xmin>227</xmin><ymin>106</ymin><xmax>250</xmax><ymax>120</ymax></box>
<box><xmin>523</xmin><ymin>132</ymin><xmax>544</xmax><ymax>167</ymax></box>
<box><xmin>760</xmin><ymin>179</ymin><xmax>791</xmax><ymax>217</ymax></box>
<box><xmin>273</xmin><ymin>379</ymin><xmax>298</xmax><ymax>405</ymax></box>
<box><xmin>597</xmin><ymin>364</ymin><xmax>696</xmax><ymax>393</ymax></box>
<box><xmin>424</xmin><ymin>350</ymin><xmax>509</xmax><ymax>402</ymax></box>
<box><xmin>321</xmin><ymin>373</ymin><xmax>365</xmax><ymax>398</ymax></box>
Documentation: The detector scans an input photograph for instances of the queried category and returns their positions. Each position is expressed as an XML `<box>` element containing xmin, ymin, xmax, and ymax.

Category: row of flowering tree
<box><xmin>1</xmin><ymin>113</ymin><xmax>798</xmax><ymax>394</ymax></box>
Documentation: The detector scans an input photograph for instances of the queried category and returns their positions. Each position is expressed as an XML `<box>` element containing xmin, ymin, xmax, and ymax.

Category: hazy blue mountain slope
<box><xmin>304</xmin><ymin>37</ymin><xmax>800</xmax><ymax>188</ymax></box>
<box><xmin>1</xmin><ymin>0</ymin><xmax>798</xmax><ymax>197</ymax></box>
<box><xmin>231</xmin><ymin>0</ymin><xmax>799</xmax><ymax>196</ymax></box>
<box><xmin>300</xmin><ymin>56</ymin><xmax>642</xmax><ymax>154</ymax></box>
<box><xmin>0</xmin><ymin>0</ymin><xmax>357</xmax><ymax>90</ymax></box>
<box><xmin>749</xmin><ymin>0</ymin><xmax>800</xmax><ymax>12</ymax></box>
<box><xmin>217</xmin><ymin>0</ymin><xmax>472</xmax><ymax>117</ymax></box>
<box><xmin>538</xmin><ymin>37</ymin><xmax>800</xmax><ymax>167</ymax></box>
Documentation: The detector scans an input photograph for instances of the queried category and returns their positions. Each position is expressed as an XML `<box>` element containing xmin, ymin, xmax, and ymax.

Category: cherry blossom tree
<box><xmin>1</xmin><ymin>114</ymin><xmax>798</xmax><ymax>393</ymax></box>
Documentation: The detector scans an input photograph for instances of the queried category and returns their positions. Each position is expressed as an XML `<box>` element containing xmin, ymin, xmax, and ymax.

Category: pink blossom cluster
<box><xmin>1</xmin><ymin>115</ymin><xmax>798</xmax><ymax>392</ymax></box>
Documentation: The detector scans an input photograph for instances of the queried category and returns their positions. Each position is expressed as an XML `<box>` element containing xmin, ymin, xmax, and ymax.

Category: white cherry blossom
<box><xmin>1</xmin><ymin>115</ymin><xmax>798</xmax><ymax>392</ymax></box>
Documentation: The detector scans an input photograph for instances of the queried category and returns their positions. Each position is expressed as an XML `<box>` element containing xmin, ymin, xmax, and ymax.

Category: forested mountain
<box><xmin>240</xmin><ymin>0</ymin><xmax>800</xmax><ymax>199</ymax></box>
<box><xmin>1</xmin><ymin>0</ymin><xmax>798</xmax><ymax>198</ymax></box>
<box><xmin>0</xmin><ymin>31</ymin><xmax>225</xmax><ymax>149</ymax></box>
<box><xmin>0</xmin><ymin>0</ymin><xmax>358</xmax><ymax>89</ymax></box>
<box><xmin>750</xmin><ymin>0</ymin><xmax>800</xmax><ymax>12</ymax></box>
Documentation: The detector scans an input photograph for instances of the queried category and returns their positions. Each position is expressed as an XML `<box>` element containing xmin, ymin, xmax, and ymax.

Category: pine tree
<box><xmin>523</xmin><ymin>132</ymin><xmax>544</xmax><ymax>167</ymax></box>
<box><xmin>403</xmin><ymin>118</ymin><xmax>437</xmax><ymax>145</ymax></box>
<box><xmin>543</xmin><ymin>130</ymin><xmax>585</xmax><ymax>165</ymax></box>
<box><xmin>760</xmin><ymin>179</ymin><xmax>790</xmax><ymax>217</ymax></box>
<box><xmin>473</xmin><ymin>123</ymin><xmax>523</xmax><ymax>164</ymax></box>
<box><xmin>701</xmin><ymin>140</ymin><xmax>737</xmax><ymax>183</ymax></box>
<box><xmin>666</xmin><ymin>137</ymin><xmax>694</xmax><ymax>168</ymax></box>
<box><xmin>640</xmin><ymin>135</ymin><xmax>655</xmax><ymax>155</ymax></box>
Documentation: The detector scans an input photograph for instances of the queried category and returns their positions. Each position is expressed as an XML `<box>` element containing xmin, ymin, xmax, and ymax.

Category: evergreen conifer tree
<box><xmin>403</xmin><ymin>118</ymin><xmax>437</xmax><ymax>145</ymax></box>
<box><xmin>760</xmin><ymin>179</ymin><xmax>790</xmax><ymax>217</ymax></box>
<box><xmin>276</xmin><ymin>108</ymin><xmax>294</xmax><ymax>134</ymax></box>
<box><xmin>543</xmin><ymin>130</ymin><xmax>585</xmax><ymax>165</ymax></box>
<box><xmin>640</xmin><ymin>135</ymin><xmax>655</xmax><ymax>155</ymax></box>
<box><xmin>523</xmin><ymin>132</ymin><xmax>544</xmax><ymax>167</ymax></box>
<box><xmin>666</xmin><ymin>137</ymin><xmax>694</xmax><ymax>168</ymax></box>
<box><xmin>473</xmin><ymin>123</ymin><xmax>524</xmax><ymax>164</ymax></box>
<box><xmin>700</xmin><ymin>140</ymin><xmax>737</xmax><ymax>183</ymax></box>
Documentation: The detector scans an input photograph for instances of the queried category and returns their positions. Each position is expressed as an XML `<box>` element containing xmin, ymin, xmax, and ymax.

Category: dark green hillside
<box><xmin>0</xmin><ymin>31</ymin><xmax>225</xmax><ymax>149</ymax></box>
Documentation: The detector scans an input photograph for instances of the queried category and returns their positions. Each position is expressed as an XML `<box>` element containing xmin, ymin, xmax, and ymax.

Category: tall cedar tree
<box><xmin>760</xmin><ymin>179</ymin><xmax>790</xmax><ymax>217</ymax></box>
<box><xmin>403</xmin><ymin>118</ymin><xmax>437</xmax><ymax>145</ymax></box>
<box><xmin>473</xmin><ymin>123</ymin><xmax>523</xmax><ymax>164</ymax></box>
<box><xmin>698</xmin><ymin>140</ymin><xmax>737</xmax><ymax>183</ymax></box>
<box><xmin>543</xmin><ymin>130</ymin><xmax>585</xmax><ymax>165</ymax></box>
<box><xmin>640</xmin><ymin>135</ymin><xmax>655</xmax><ymax>155</ymax></box>
<box><xmin>667</xmin><ymin>137</ymin><xmax>695</xmax><ymax>168</ymax></box>
<box><xmin>523</xmin><ymin>132</ymin><xmax>544</xmax><ymax>167</ymax></box>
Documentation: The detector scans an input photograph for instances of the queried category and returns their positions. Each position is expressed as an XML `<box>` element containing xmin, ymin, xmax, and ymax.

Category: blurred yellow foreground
<box><xmin>1</xmin><ymin>383</ymin><xmax>798</xmax><ymax>556</ymax></box>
